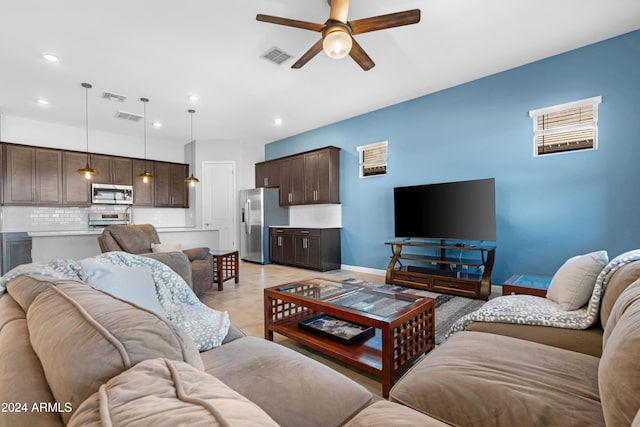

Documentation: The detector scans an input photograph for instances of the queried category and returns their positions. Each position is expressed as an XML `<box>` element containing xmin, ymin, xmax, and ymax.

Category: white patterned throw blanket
<box><xmin>0</xmin><ymin>251</ymin><xmax>230</xmax><ymax>351</ymax></box>
<box><xmin>447</xmin><ymin>249</ymin><xmax>640</xmax><ymax>337</ymax></box>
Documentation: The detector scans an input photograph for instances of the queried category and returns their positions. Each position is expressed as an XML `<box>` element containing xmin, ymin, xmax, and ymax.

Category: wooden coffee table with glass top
<box><xmin>264</xmin><ymin>278</ymin><xmax>435</xmax><ymax>397</ymax></box>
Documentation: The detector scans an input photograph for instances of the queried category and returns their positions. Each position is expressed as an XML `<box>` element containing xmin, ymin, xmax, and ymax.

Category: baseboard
<box><xmin>340</xmin><ymin>264</ymin><xmax>386</xmax><ymax>277</ymax></box>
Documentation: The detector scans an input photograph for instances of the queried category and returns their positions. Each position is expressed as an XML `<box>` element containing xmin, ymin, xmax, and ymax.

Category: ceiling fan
<box><xmin>256</xmin><ymin>0</ymin><xmax>421</xmax><ymax>71</ymax></box>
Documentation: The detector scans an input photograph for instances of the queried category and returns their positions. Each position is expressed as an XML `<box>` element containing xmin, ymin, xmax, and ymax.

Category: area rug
<box><xmin>343</xmin><ymin>278</ymin><xmax>486</xmax><ymax>345</ymax></box>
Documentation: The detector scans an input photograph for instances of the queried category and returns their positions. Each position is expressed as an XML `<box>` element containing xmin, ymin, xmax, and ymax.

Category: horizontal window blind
<box><xmin>357</xmin><ymin>141</ymin><xmax>387</xmax><ymax>177</ymax></box>
<box><xmin>529</xmin><ymin>96</ymin><xmax>601</xmax><ymax>156</ymax></box>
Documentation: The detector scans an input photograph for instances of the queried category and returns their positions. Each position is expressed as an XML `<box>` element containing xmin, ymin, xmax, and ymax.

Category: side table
<box><xmin>211</xmin><ymin>250</ymin><xmax>239</xmax><ymax>291</ymax></box>
<box><xmin>502</xmin><ymin>274</ymin><xmax>551</xmax><ymax>297</ymax></box>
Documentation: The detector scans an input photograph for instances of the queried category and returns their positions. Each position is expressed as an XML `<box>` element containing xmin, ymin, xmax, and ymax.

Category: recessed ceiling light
<box><xmin>274</xmin><ymin>117</ymin><xmax>283</xmax><ymax>126</ymax></box>
<box><xmin>188</xmin><ymin>95</ymin><xmax>199</xmax><ymax>101</ymax></box>
<box><xmin>152</xmin><ymin>122</ymin><xmax>162</xmax><ymax>128</ymax></box>
<box><xmin>36</xmin><ymin>99</ymin><xmax>49</xmax><ymax>105</ymax></box>
<box><xmin>43</xmin><ymin>54</ymin><xmax>60</xmax><ymax>62</ymax></box>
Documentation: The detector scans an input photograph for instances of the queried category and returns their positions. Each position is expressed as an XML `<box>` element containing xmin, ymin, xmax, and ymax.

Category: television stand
<box><xmin>385</xmin><ymin>240</ymin><xmax>496</xmax><ymax>300</ymax></box>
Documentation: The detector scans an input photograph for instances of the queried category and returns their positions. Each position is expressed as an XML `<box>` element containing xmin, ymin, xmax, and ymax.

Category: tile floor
<box><xmin>199</xmin><ymin>261</ymin><xmax>388</xmax><ymax>398</ymax></box>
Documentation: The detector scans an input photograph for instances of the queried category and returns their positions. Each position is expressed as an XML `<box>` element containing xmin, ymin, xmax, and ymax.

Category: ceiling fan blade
<box><xmin>350</xmin><ymin>9</ymin><xmax>421</xmax><ymax>35</ymax></box>
<box><xmin>292</xmin><ymin>39</ymin><xmax>324</xmax><ymax>69</ymax></box>
<box><xmin>256</xmin><ymin>14</ymin><xmax>325</xmax><ymax>32</ymax></box>
<box><xmin>349</xmin><ymin>38</ymin><xmax>375</xmax><ymax>71</ymax></box>
<box><xmin>329</xmin><ymin>0</ymin><xmax>350</xmax><ymax>24</ymax></box>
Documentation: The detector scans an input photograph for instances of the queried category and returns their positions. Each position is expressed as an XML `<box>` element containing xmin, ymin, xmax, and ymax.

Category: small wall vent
<box><xmin>115</xmin><ymin>111</ymin><xmax>144</xmax><ymax>122</ymax></box>
<box><xmin>261</xmin><ymin>47</ymin><xmax>292</xmax><ymax>65</ymax></box>
<box><xmin>102</xmin><ymin>91</ymin><xmax>127</xmax><ymax>102</ymax></box>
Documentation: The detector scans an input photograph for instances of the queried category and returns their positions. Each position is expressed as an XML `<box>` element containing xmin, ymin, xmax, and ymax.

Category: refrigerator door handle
<box><xmin>245</xmin><ymin>199</ymin><xmax>251</xmax><ymax>234</ymax></box>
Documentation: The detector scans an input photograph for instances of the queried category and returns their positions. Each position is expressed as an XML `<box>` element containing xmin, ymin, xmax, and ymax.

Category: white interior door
<box><xmin>202</xmin><ymin>161</ymin><xmax>236</xmax><ymax>250</ymax></box>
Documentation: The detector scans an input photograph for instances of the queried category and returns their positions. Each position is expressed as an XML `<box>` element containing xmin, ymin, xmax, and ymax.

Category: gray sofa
<box><xmin>0</xmin><ymin>267</ymin><xmax>446</xmax><ymax>427</ymax></box>
<box><xmin>389</xmin><ymin>259</ymin><xmax>640</xmax><ymax>426</ymax></box>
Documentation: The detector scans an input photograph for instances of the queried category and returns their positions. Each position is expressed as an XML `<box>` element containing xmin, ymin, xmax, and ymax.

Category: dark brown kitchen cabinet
<box><xmin>303</xmin><ymin>147</ymin><xmax>340</xmax><ymax>204</ymax></box>
<box><xmin>269</xmin><ymin>227</ymin><xmax>341</xmax><ymax>271</ymax></box>
<box><xmin>279</xmin><ymin>155</ymin><xmax>305</xmax><ymax>206</ymax></box>
<box><xmin>154</xmin><ymin>162</ymin><xmax>188</xmax><ymax>208</ymax></box>
<box><xmin>90</xmin><ymin>154</ymin><xmax>133</xmax><ymax>185</ymax></box>
<box><xmin>255</xmin><ymin>146</ymin><xmax>340</xmax><ymax>207</ymax></box>
<box><xmin>62</xmin><ymin>151</ymin><xmax>91</xmax><ymax>206</ymax></box>
<box><xmin>255</xmin><ymin>160</ymin><xmax>280</xmax><ymax>188</ymax></box>
<box><xmin>132</xmin><ymin>159</ymin><xmax>154</xmax><ymax>206</ymax></box>
<box><xmin>4</xmin><ymin>145</ymin><xmax>62</xmax><ymax>205</ymax></box>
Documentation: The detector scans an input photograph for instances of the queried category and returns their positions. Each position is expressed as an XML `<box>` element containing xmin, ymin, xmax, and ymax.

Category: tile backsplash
<box><xmin>288</xmin><ymin>204</ymin><xmax>342</xmax><ymax>228</ymax></box>
<box><xmin>0</xmin><ymin>205</ymin><xmax>189</xmax><ymax>232</ymax></box>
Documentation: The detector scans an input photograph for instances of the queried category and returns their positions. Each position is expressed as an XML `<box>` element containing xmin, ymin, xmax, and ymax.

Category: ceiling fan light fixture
<box><xmin>323</xmin><ymin>25</ymin><xmax>352</xmax><ymax>59</ymax></box>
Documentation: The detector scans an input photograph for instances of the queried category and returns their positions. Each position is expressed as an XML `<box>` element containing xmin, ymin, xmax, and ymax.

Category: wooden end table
<box><xmin>264</xmin><ymin>278</ymin><xmax>435</xmax><ymax>398</ymax></box>
<box><xmin>211</xmin><ymin>250</ymin><xmax>239</xmax><ymax>291</ymax></box>
<box><xmin>502</xmin><ymin>274</ymin><xmax>551</xmax><ymax>297</ymax></box>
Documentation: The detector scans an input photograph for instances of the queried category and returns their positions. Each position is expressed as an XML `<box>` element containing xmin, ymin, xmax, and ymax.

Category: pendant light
<box><xmin>184</xmin><ymin>109</ymin><xmax>200</xmax><ymax>187</ymax></box>
<box><xmin>138</xmin><ymin>97</ymin><xmax>153</xmax><ymax>183</ymax></box>
<box><xmin>77</xmin><ymin>82</ymin><xmax>97</xmax><ymax>179</ymax></box>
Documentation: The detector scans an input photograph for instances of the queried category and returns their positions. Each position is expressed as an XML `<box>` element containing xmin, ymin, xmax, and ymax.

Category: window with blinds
<box><xmin>529</xmin><ymin>96</ymin><xmax>602</xmax><ymax>157</ymax></box>
<box><xmin>357</xmin><ymin>141</ymin><xmax>387</xmax><ymax>177</ymax></box>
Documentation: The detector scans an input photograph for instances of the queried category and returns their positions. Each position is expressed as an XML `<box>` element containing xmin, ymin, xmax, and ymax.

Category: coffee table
<box><xmin>264</xmin><ymin>278</ymin><xmax>434</xmax><ymax>397</ymax></box>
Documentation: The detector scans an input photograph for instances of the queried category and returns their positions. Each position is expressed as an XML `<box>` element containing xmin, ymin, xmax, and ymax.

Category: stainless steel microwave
<box><xmin>91</xmin><ymin>184</ymin><xmax>133</xmax><ymax>205</ymax></box>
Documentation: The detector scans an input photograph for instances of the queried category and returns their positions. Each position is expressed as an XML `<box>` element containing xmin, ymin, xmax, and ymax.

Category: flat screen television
<box><xmin>393</xmin><ymin>178</ymin><xmax>496</xmax><ymax>241</ymax></box>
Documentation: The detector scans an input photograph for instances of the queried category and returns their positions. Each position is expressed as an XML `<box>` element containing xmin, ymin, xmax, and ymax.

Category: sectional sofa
<box><xmin>2</xmin><ymin>252</ymin><xmax>639</xmax><ymax>426</ymax></box>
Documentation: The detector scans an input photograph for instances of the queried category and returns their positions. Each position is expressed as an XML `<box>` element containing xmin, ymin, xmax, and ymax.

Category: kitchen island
<box><xmin>28</xmin><ymin>227</ymin><xmax>220</xmax><ymax>263</ymax></box>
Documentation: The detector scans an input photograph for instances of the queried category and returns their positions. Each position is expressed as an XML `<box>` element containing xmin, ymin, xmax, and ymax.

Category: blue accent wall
<box><xmin>265</xmin><ymin>30</ymin><xmax>640</xmax><ymax>283</ymax></box>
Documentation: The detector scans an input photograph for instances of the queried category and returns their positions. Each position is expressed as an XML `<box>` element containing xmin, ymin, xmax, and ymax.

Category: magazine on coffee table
<box><xmin>299</xmin><ymin>314</ymin><xmax>375</xmax><ymax>345</ymax></box>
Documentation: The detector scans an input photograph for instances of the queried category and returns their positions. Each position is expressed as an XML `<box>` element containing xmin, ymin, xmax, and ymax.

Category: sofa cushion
<box><xmin>144</xmin><ymin>251</ymin><xmax>193</xmax><ymax>287</ymax></box>
<box><xmin>546</xmin><ymin>250</ymin><xmax>608</xmax><ymax>310</ymax></box>
<box><xmin>390</xmin><ymin>331</ymin><xmax>603</xmax><ymax>427</ymax></box>
<box><xmin>201</xmin><ymin>336</ymin><xmax>372</xmax><ymax>427</ymax></box>
<box><xmin>464</xmin><ymin>321</ymin><xmax>604</xmax><ymax>357</ymax></box>
<box><xmin>0</xmin><ymin>293</ymin><xmax>64</xmax><ymax>427</ymax></box>
<box><xmin>7</xmin><ymin>275</ymin><xmax>203</xmax><ymax>424</ymax></box>
<box><xmin>599</xmin><ymin>278</ymin><xmax>640</xmax><ymax>426</ymax></box>
<box><xmin>600</xmin><ymin>260</ymin><xmax>640</xmax><ymax>329</ymax></box>
<box><xmin>80</xmin><ymin>259</ymin><xmax>164</xmax><ymax>315</ymax></box>
<box><xmin>68</xmin><ymin>358</ymin><xmax>280</xmax><ymax>427</ymax></box>
<box><xmin>343</xmin><ymin>400</ymin><xmax>451</xmax><ymax>427</ymax></box>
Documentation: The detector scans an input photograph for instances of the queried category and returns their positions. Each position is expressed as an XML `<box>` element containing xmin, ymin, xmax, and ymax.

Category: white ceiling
<box><xmin>1</xmin><ymin>0</ymin><xmax>639</xmax><ymax>146</ymax></box>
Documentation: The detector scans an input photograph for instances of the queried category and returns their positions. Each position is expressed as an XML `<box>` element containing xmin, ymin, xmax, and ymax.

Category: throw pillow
<box><xmin>80</xmin><ymin>259</ymin><xmax>164</xmax><ymax>316</ymax></box>
<box><xmin>151</xmin><ymin>242</ymin><xmax>183</xmax><ymax>253</ymax></box>
<box><xmin>68</xmin><ymin>358</ymin><xmax>280</xmax><ymax>427</ymax></box>
<box><xmin>546</xmin><ymin>250</ymin><xmax>609</xmax><ymax>311</ymax></box>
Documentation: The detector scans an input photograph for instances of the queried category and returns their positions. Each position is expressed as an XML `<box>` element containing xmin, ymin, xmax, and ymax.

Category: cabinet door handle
<box><xmin>300</xmin><ymin>230</ymin><xmax>310</xmax><ymax>234</ymax></box>
<box><xmin>264</xmin><ymin>177</ymin><xmax>268</xmax><ymax>186</ymax></box>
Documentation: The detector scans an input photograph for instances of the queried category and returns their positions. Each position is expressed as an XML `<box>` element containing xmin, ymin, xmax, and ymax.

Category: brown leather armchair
<box><xmin>98</xmin><ymin>224</ymin><xmax>214</xmax><ymax>296</ymax></box>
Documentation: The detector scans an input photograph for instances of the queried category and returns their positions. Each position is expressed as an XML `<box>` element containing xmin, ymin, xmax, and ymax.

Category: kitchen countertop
<box><xmin>28</xmin><ymin>227</ymin><xmax>217</xmax><ymax>237</ymax></box>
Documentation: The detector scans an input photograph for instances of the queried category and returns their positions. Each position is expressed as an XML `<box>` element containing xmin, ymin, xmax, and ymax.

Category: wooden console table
<box><xmin>385</xmin><ymin>240</ymin><xmax>496</xmax><ymax>300</ymax></box>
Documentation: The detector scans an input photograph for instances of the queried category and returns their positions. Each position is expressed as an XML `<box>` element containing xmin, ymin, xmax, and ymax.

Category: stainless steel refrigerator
<box><xmin>239</xmin><ymin>188</ymin><xmax>289</xmax><ymax>264</ymax></box>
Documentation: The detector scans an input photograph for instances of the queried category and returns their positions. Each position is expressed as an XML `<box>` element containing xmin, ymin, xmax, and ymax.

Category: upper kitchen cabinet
<box><xmin>90</xmin><ymin>154</ymin><xmax>133</xmax><ymax>185</ymax></box>
<box><xmin>255</xmin><ymin>159</ymin><xmax>280</xmax><ymax>188</ymax></box>
<box><xmin>303</xmin><ymin>146</ymin><xmax>340</xmax><ymax>204</ymax></box>
<box><xmin>279</xmin><ymin>155</ymin><xmax>305</xmax><ymax>206</ymax></box>
<box><xmin>62</xmin><ymin>151</ymin><xmax>91</xmax><ymax>206</ymax></box>
<box><xmin>154</xmin><ymin>161</ymin><xmax>188</xmax><ymax>208</ymax></box>
<box><xmin>256</xmin><ymin>146</ymin><xmax>340</xmax><ymax>206</ymax></box>
<box><xmin>132</xmin><ymin>159</ymin><xmax>154</xmax><ymax>206</ymax></box>
<box><xmin>4</xmin><ymin>144</ymin><xmax>63</xmax><ymax>205</ymax></box>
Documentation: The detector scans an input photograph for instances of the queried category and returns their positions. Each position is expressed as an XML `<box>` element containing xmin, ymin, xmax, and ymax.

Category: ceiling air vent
<box><xmin>102</xmin><ymin>91</ymin><xmax>127</xmax><ymax>102</ymax></box>
<box><xmin>114</xmin><ymin>111</ymin><xmax>144</xmax><ymax>122</ymax></box>
<box><xmin>261</xmin><ymin>47</ymin><xmax>292</xmax><ymax>65</ymax></box>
